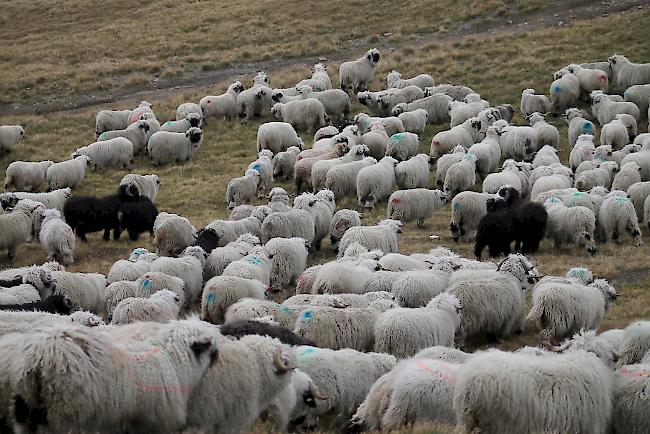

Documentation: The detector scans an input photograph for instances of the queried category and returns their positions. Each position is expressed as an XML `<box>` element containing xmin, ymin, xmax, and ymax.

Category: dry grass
<box><xmin>0</xmin><ymin>0</ymin><xmax>551</xmax><ymax>106</ymax></box>
<box><xmin>1</xmin><ymin>5</ymin><xmax>650</xmax><ymax>433</ymax></box>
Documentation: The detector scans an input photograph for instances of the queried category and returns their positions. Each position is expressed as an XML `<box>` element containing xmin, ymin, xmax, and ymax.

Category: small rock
<box><xmin>570</xmin><ymin>15</ymin><xmax>576</xmax><ymax>19</ymax></box>
<box><xmin>602</xmin><ymin>12</ymin><xmax>608</xmax><ymax>17</ymax></box>
<box><xmin>554</xmin><ymin>13</ymin><xmax>559</xmax><ymax>17</ymax></box>
<box><xmin>506</xmin><ymin>19</ymin><xmax>513</xmax><ymax>24</ymax></box>
<box><xmin>318</xmin><ymin>56</ymin><xmax>327</xmax><ymax>61</ymax></box>
<box><xmin>638</xmin><ymin>5</ymin><xmax>643</xmax><ymax>9</ymax></box>
<box><xmin>383</xmin><ymin>32</ymin><xmax>392</xmax><ymax>37</ymax></box>
<box><xmin>429</xmin><ymin>235</ymin><xmax>440</xmax><ymax>240</ymax></box>
<box><xmin>558</xmin><ymin>21</ymin><xmax>564</xmax><ymax>26</ymax></box>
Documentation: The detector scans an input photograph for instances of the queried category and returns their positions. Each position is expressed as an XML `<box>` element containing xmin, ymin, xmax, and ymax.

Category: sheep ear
<box><xmin>190</xmin><ymin>337</ymin><xmax>212</xmax><ymax>356</ymax></box>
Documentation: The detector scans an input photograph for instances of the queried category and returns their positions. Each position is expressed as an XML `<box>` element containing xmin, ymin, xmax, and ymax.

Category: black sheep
<box><xmin>63</xmin><ymin>194</ymin><xmax>122</xmax><ymax>241</ymax></box>
<box><xmin>474</xmin><ymin>197</ymin><xmax>516</xmax><ymax>260</ymax></box>
<box><xmin>0</xmin><ymin>294</ymin><xmax>73</xmax><ymax>314</ymax></box>
<box><xmin>220</xmin><ymin>319</ymin><xmax>318</xmax><ymax>347</ymax></box>
<box><xmin>195</xmin><ymin>227</ymin><xmax>220</xmax><ymax>254</ymax></box>
<box><xmin>117</xmin><ymin>197</ymin><xmax>159</xmax><ymax>241</ymax></box>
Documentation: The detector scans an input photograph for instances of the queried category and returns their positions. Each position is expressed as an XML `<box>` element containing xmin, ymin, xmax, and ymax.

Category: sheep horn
<box><xmin>309</xmin><ymin>382</ymin><xmax>328</xmax><ymax>400</ymax></box>
<box><xmin>273</xmin><ymin>347</ymin><xmax>296</xmax><ymax>373</ymax></box>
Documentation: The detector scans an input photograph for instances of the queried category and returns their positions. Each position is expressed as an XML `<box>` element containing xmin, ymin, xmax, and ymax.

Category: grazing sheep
<box><xmin>360</xmin><ymin>122</ymin><xmax>389</xmax><ymax>159</ymax></box>
<box><xmin>119</xmin><ymin>174</ymin><xmax>160</xmax><ymax>202</ymax></box>
<box><xmin>153</xmin><ymin>211</ymin><xmax>197</xmax><ymax>256</ymax></box>
<box><xmin>62</xmin><ymin>193</ymin><xmax>125</xmax><ymax>241</ymax></box>
<box><xmin>435</xmin><ymin>145</ymin><xmax>466</xmax><ymax>187</ymax></box>
<box><xmin>39</xmin><ymin>209</ymin><xmax>75</xmax><ymax>265</ymax></box>
<box><xmin>50</xmin><ymin>270</ymin><xmax>105</xmax><ymax>313</ymax></box>
<box><xmin>225</xmin><ymin>298</ymin><xmax>298</xmax><ymax>329</ymax></box>
<box><xmin>110</xmin><ymin>290</ymin><xmax>180</xmax><ymax>324</ymax></box>
<box><xmin>377</xmin><ymin>86</ymin><xmax>426</xmax><ymax>115</ymax></box>
<box><xmin>395</xmin><ymin>153</ymin><xmax>432</xmax><ymax>189</ymax></box>
<box><xmin>134</xmin><ymin>271</ymin><xmax>186</xmax><ymax>308</ymax></box>
<box><xmin>599</xmin><ymin>192</ymin><xmax>643</xmax><ymax>246</ymax></box>
<box><xmin>337</xmin><ymin>219</ymin><xmax>402</xmax><ymax>258</ymax></box>
<box><xmin>449</xmin><ymin>191</ymin><xmax>494</xmax><ymax>242</ymax></box>
<box><xmin>562</xmin><ymin>63</ymin><xmax>609</xmax><ymax>95</ymax></box>
<box><xmin>454</xmin><ymin>348</ymin><xmax>614</xmax><ymax>434</ymax></box>
<box><xmin>4</xmin><ymin>160</ymin><xmax>53</xmax><ymax>192</ymax></box>
<box><xmin>467</xmin><ymin>126</ymin><xmax>502</xmax><ymax>179</ymax></box>
<box><xmin>312</xmin><ymin>144</ymin><xmax>369</xmax><ymax>191</ymax></box>
<box><xmin>397</xmin><ymin>108</ymin><xmax>428</xmax><ymax>134</ymax></box>
<box><xmin>0</xmin><ymin>125</ymin><xmax>25</xmax><ymax>153</ymax></box>
<box><xmin>200</xmin><ymin>81</ymin><xmax>244</xmax><ymax>121</ymax></box>
<box><xmin>528</xmin><ymin>112</ymin><xmax>559</xmax><ymax>148</ymax></box>
<box><xmin>386</xmin><ymin>70</ymin><xmax>434</xmax><ymax>90</ymax></box>
<box><xmin>0</xmin><ymin>199</ymin><xmax>43</xmax><ymax>259</ymax></box>
<box><xmin>264</xmin><ymin>237</ymin><xmax>309</xmax><ymax>291</ymax></box>
<box><xmin>574</xmin><ymin>160</ymin><xmax>618</xmax><ymax>191</ymax></box>
<box><xmin>627</xmin><ymin>181</ymin><xmax>650</xmax><ymax>221</ymax></box>
<box><xmin>354</xmin><ymin>113</ymin><xmax>405</xmax><ymax>136</ymax></box>
<box><xmin>339</xmin><ymin>48</ymin><xmax>380</xmax><ymax>94</ymax></box>
<box><xmin>391</xmin><ymin>94</ymin><xmax>453</xmax><ymax>125</ymax></box>
<box><xmin>374</xmin><ymin>292</ymin><xmax>460</xmax><ymax>358</ymax></box>
<box><xmin>357</xmin><ymin>156</ymin><xmax>398</xmax><ymax>209</ymax></box>
<box><xmin>532</xmin><ymin>145</ymin><xmax>560</xmax><ymax>169</ymax></box>
<box><xmin>293</xmin><ymin>190</ymin><xmax>334</xmax><ymax>250</ymax></box>
<box><xmin>443</xmin><ymin>153</ymin><xmax>477</xmax><ymax>200</ymax></box>
<box><xmin>226</xmin><ymin>169</ymin><xmax>260</xmax><ymax>210</ymax></box>
<box><xmin>624</xmin><ymin>83</ymin><xmax>650</xmax><ymax>118</ymax></box>
<box><xmin>72</xmin><ymin>137</ymin><xmax>133</xmax><ymax>171</ymax></box>
<box><xmin>272</xmin><ymin>99</ymin><xmax>328</xmax><ymax>133</ymax></box>
<box><xmin>565</xmin><ymin>107</ymin><xmax>597</xmax><ymax>146</ymax></box>
<box><xmin>95</xmin><ymin>109</ymin><xmax>130</xmax><ymax>136</ymax></box>
<box><xmin>205</xmin><ymin>233</ymin><xmax>259</xmax><ymax>278</ymax></box>
<box><xmin>261</xmin><ymin>208</ymin><xmax>315</xmax><ymax>245</ymax></box>
<box><xmin>148</xmin><ymin>245</ymin><xmax>206</xmax><ymax>304</ymax></box>
<box><xmin>297</xmin><ymin>86</ymin><xmax>351</xmax><ymax>125</ymax></box>
<box><xmin>544</xmin><ymin>196</ymin><xmax>597</xmax><ymax>254</ymax></box>
<box><xmin>0</xmin><ymin>284</ymin><xmax>40</xmax><ymax>305</ymax></box>
<box><xmin>385</xmin><ymin>132</ymin><xmax>419</xmax><ymax>161</ymax></box>
<box><xmin>609</xmin><ymin>54</ymin><xmax>650</xmax><ymax>92</ymax></box>
<box><xmin>430</xmin><ymin>117</ymin><xmax>484</xmax><ymax>159</ymax></box>
<box><xmin>424</xmin><ymin>83</ymin><xmax>476</xmax><ymax>100</ymax></box>
<box><xmin>0</xmin><ymin>294</ymin><xmax>73</xmax><ymax>314</ymax></box>
<box><xmin>293</xmin><ymin>306</ymin><xmax>379</xmax><ymax>351</ymax></box>
<box><xmin>294</xmin><ymin>141</ymin><xmax>349</xmax><ymax>193</ymax></box>
<box><xmin>601</xmin><ymin>113</ymin><xmax>637</xmax><ymax>149</ymax></box>
<box><xmin>613</xmin><ymin>161</ymin><xmax>642</xmax><ymax>191</ymax></box>
<box><xmin>98</xmin><ymin>119</ymin><xmax>150</xmax><ymax>155</ymax></box>
<box><xmin>200</xmin><ymin>275</ymin><xmax>267</xmax><ymax>324</ymax></box>
<box><xmin>257</xmin><ymin>121</ymin><xmax>303</xmax><ymax>154</ymax></box>
<box><xmin>325</xmin><ymin>156</ymin><xmax>376</xmax><ymax>199</ymax></box>
<box><xmin>160</xmin><ymin>113</ymin><xmax>203</xmax><ymax>133</ymax></box>
<box><xmin>449</xmin><ymin>93</ymin><xmax>490</xmax><ymax>127</ymax></box>
<box><xmin>386</xmin><ymin>189</ymin><xmax>446</xmax><ymax>227</ymax></box>
<box><xmin>549</xmin><ymin>70</ymin><xmax>581</xmax><ymax>113</ymax></box>
<box><xmin>520</xmin><ymin>88</ymin><xmax>552</xmax><ymax>116</ymax></box>
<box><xmin>272</xmin><ymin>146</ymin><xmax>301</xmax><ymax>181</ymax></box>
<box><xmin>591</xmin><ymin>90</ymin><xmax>640</xmax><ymax>125</ymax></box>
<box><xmin>147</xmin><ymin>128</ymin><xmax>202</xmax><ymax>165</ymax></box>
<box><xmin>329</xmin><ymin>209</ymin><xmax>362</xmax><ymax>247</ymax></box>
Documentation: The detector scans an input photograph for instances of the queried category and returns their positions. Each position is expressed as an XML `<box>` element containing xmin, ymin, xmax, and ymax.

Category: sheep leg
<box><xmin>6</xmin><ymin>246</ymin><xmax>16</xmax><ymax>260</ymax></box>
<box><xmin>102</xmin><ymin>228</ymin><xmax>111</xmax><ymax>241</ymax></box>
<box><xmin>128</xmin><ymin>230</ymin><xmax>139</xmax><ymax>241</ymax></box>
<box><xmin>77</xmin><ymin>229</ymin><xmax>88</xmax><ymax>242</ymax></box>
<box><xmin>112</xmin><ymin>225</ymin><xmax>121</xmax><ymax>241</ymax></box>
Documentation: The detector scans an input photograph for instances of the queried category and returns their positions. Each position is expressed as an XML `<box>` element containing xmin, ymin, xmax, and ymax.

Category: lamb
<box><xmin>386</xmin><ymin>70</ymin><xmax>434</xmax><ymax>89</ymax></box>
<box><xmin>43</xmin><ymin>156</ymin><xmax>91</xmax><ymax>191</ymax></box>
<box><xmin>565</xmin><ymin>107</ymin><xmax>597</xmax><ymax>146</ymax></box>
<box><xmin>134</xmin><ymin>271</ymin><xmax>186</xmax><ymax>308</ymax></box>
<box><xmin>624</xmin><ymin>83</ymin><xmax>650</xmax><ymax>117</ymax></box>
<box><xmin>337</xmin><ymin>219</ymin><xmax>402</xmax><ymax>258</ymax></box>
<box><xmin>339</xmin><ymin>48</ymin><xmax>380</xmax><ymax>94</ymax></box>
<box><xmin>430</xmin><ymin>117</ymin><xmax>484</xmax><ymax>159</ymax></box>
<box><xmin>0</xmin><ymin>199</ymin><xmax>43</xmax><ymax>259</ymax></box>
<box><xmin>453</xmin><ymin>348</ymin><xmax>614</xmax><ymax>434</ymax></box>
<box><xmin>95</xmin><ymin>109</ymin><xmax>130</xmax><ymax>136</ymax></box>
<box><xmin>447</xmin><ymin>254</ymin><xmax>535</xmax><ymax>345</ymax></box>
<box><xmin>293</xmin><ymin>306</ymin><xmax>379</xmax><ymax>351</ymax></box>
<box><xmin>449</xmin><ymin>93</ymin><xmax>490</xmax><ymax>127</ymax></box>
<box><xmin>397</xmin><ymin>108</ymin><xmax>428</xmax><ymax>134</ymax></box>
<box><xmin>599</xmin><ymin>192</ymin><xmax>643</xmax><ymax>246</ymax></box>
<box><xmin>384</xmin><ymin>132</ymin><xmax>420</xmax><ymax>161</ymax></box>
<box><xmin>200</xmin><ymin>275</ymin><xmax>267</xmax><ymax>324</ymax></box>
<box><xmin>39</xmin><ymin>209</ymin><xmax>75</xmax><ymax>265</ymax></box>
<box><xmin>0</xmin><ymin>125</ymin><xmax>25</xmax><ymax>152</ymax></box>
<box><xmin>153</xmin><ymin>211</ymin><xmax>197</xmax><ymax>256</ymax></box>
<box><xmin>527</xmin><ymin>278</ymin><xmax>617</xmax><ymax>342</ymax></box>
<box><xmin>609</xmin><ymin>54</ymin><xmax>650</xmax><ymax>92</ymax></box>
<box><xmin>449</xmin><ymin>191</ymin><xmax>494</xmax><ymax>242</ymax></box>
<box><xmin>544</xmin><ymin>197</ymin><xmax>598</xmax><ymax>254</ymax></box>
<box><xmin>613</xmin><ymin>161</ymin><xmax>642</xmax><ymax>191</ymax></box>
<box><xmin>50</xmin><ymin>270</ymin><xmax>105</xmax><ymax>313</ymax></box>
<box><xmin>119</xmin><ymin>174</ymin><xmax>160</xmax><ymax>202</ymax></box>
<box><xmin>325</xmin><ymin>156</ymin><xmax>376</xmax><ymax>199</ymax></box>
<box><xmin>272</xmin><ymin>146</ymin><xmax>301</xmax><ymax>181</ymax></box>
<box><xmin>329</xmin><ymin>209</ymin><xmax>362</xmax><ymax>247</ymax></box>
<box><xmin>356</xmin><ymin>156</ymin><xmax>397</xmax><ymax>208</ymax></box>
<box><xmin>294</xmin><ymin>141</ymin><xmax>349</xmax><ymax>192</ymax></box>
<box><xmin>562</xmin><ymin>63</ymin><xmax>609</xmax><ymax>94</ymax></box>
<box><xmin>4</xmin><ymin>160</ymin><xmax>53</xmax><ymax>192</ymax></box>
<box><xmin>175</xmin><ymin>101</ymin><xmax>201</xmax><ymax>120</ymax></box>
<box><xmin>373</xmin><ymin>292</ymin><xmax>460</xmax><ymax>358</ymax></box>
<box><xmin>271</xmin><ymin>99</ymin><xmax>328</xmax><ymax>133</ymax></box>
<box><xmin>225</xmin><ymin>169</ymin><xmax>260</xmax><ymax>209</ymax></box>
<box><xmin>443</xmin><ymin>153</ymin><xmax>477</xmax><ymax>200</ymax></box>
<box><xmin>257</xmin><ymin>121</ymin><xmax>303</xmax><ymax>154</ymax></box>
<box><xmin>72</xmin><ymin>137</ymin><xmax>133</xmax><ymax>171</ymax></box>
<box><xmin>110</xmin><ymin>290</ymin><xmax>181</xmax><ymax>324</ymax></box>
<box><xmin>200</xmin><ymin>81</ymin><xmax>245</xmax><ymax>121</ymax></box>
<box><xmin>264</xmin><ymin>237</ymin><xmax>309</xmax><ymax>291</ymax></box>
<box><xmin>297</xmin><ymin>86</ymin><xmax>351</xmax><ymax>125</ymax></box>
<box><xmin>528</xmin><ymin>112</ymin><xmax>559</xmax><ymax>148</ymax></box>
<box><xmin>591</xmin><ymin>90</ymin><xmax>640</xmax><ymax>125</ymax></box>
<box><xmin>520</xmin><ymin>88</ymin><xmax>552</xmax><ymax>117</ymax></box>
<box><xmin>549</xmin><ymin>70</ymin><xmax>581</xmax><ymax>113</ymax></box>
<box><xmin>147</xmin><ymin>127</ymin><xmax>202</xmax><ymax>165</ymax></box>
<box><xmin>312</xmin><ymin>144</ymin><xmax>369</xmax><ymax>191</ymax></box>
<box><xmin>225</xmin><ymin>298</ymin><xmax>298</xmax><ymax>329</ymax></box>
<box><xmin>574</xmin><ymin>160</ymin><xmax>618</xmax><ymax>191</ymax></box>
<box><xmin>391</xmin><ymin>94</ymin><xmax>453</xmax><ymax>125</ymax></box>
<box><xmin>160</xmin><ymin>113</ymin><xmax>203</xmax><ymax>132</ymax></box>
<box><xmin>98</xmin><ymin>119</ymin><xmax>150</xmax><ymax>155</ymax></box>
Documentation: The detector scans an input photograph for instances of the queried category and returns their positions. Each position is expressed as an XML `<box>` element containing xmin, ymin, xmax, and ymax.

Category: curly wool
<box><xmin>39</xmin><ymin>209</ymin><xmax>75</xmax><ymax>266</ymax></box>
<box><xmin>110</xmin><ymin>290</ymin><xmax>180</xmax><ymax>324</ymax></box>
<box><xmin>293</xmin><ymin>306</ymin><xmax>379</xmax><ymax>351</ymax></box>
<box><xmin>397</xmin><ymin>108</ymin><xmax>428</xmax><ymax>134</ymax></box>
<box><xmin>200</xmin><ymin>275</ymin><xmax>267</xmax><ymax>324</ymax></box>
<box><xmin>50</xmin><ymin>271</ymin><xmax>106</xmax><ymax>314</ymax></box>
<box><xmin>72</xmin><ymin>137</ymin><xmax>133</xmax><ymax>171</ymax></box>
<box><xmin>337</xmin><ymin>219</ymin><xmax>402</xmax><ymax>258</ymax></box>
<box><xmin>264</xmin><ymin>237</ymin><xmax>308</xmax><ymax>291</ymax></box>
<box><xmin>599</xmin><ymin>193</ymin><xmax>643</xmax><ymax>245</ymax></box>
<box><xmin>357</xmin><ymin>156</ymin><xmax>398</xmax><ymax>209</ymax></box>
<box><xmin>134</xmin><ymin>271</ymin><xmax>186</xmax><ymax>309</ymax></box>
<box><xmin>387</xmin><ymin>188</ymin><xmax>445</xmax><ymax>226</ymax></box>
<box><xmin>4</xmin><ymin>160</ymin><xmax>53</xmax><ymax>192</ymax></box>
<box><xmin>153</xmin><ymin>212</ymin><xmax>197</xmax><ymax>256</ymax></box>
<box><xmin>520</xmin><ymin>88</ymin><xmax>552</xmax><ymax>117</ymax></box>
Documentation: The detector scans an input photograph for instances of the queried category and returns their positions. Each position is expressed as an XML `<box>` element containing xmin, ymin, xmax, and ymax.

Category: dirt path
<box><xmin>2</xmin><ymin>0</ymin><xmax>648</xmax><ymax>116</ymax></box>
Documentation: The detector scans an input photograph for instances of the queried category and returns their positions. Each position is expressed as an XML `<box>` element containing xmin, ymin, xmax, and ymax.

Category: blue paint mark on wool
<box><xmin>206</xmin><ymin>292</ymin><xmax>217</xmax><ymax>304</ymax></box>
<box><xmin>572</xmin><ymin>192</ymin><xmax>584</xmax><ymax>198</ymax></box>
<box><xmin>615</xmin><ymin>197</ymin><xmax>629</xmax><ymax>204</ymax></box>
<box><xmin>302</xmin><ymin>310</ymin><xmax>313</xmax><ymax>320</ymax></box>
<box><xmin>280</xmin><ymin>306</ymin><xmax>293</xmax><ymax>314</ymax></box>
<box><xmin>244</xmin><ymin>256</ymin><xmax>264</xmax><ymax>266</ymax></box>
<box><xmin>393</xmin><ymin>133</ymin><xmax>405</xmax><ymax>142</ymax></box>
<box><xmin>583</xmin><ymin>122</ymin><xmax>594</xmax><ymax>133</ymax></box>
<box><xmin>164</xmin><ymin>121</ymin><xmax>173</xmax><ymax>127</ymax></box>
<box><xmin>298</xmin><ymin>347</ymin><xmax>317</xmax><ymax>362</ymax></box>
<box><xmin>452</xmin><ymin>202</ymin><xmax>461</xmax><ymax>211</ymax></box>
<box><xmin>252</xmin><ymin>163</ymin><xmax>262</xmax><ymax>172</ymax></box>
<box><xmin>142</xmin><ymin>279</ymin><xmax>152</xmax><ymax>289</ymax></box>
<box><xmin>552</xmin><ymin>85</ymin><xmax>561</xmax><ymax>93</ymax></box>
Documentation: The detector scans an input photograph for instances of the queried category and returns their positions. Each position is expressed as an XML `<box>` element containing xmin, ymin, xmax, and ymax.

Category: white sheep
<box><xmin>119</xmin><ymin>174</ymin><xmax>160</xmax><ymax>202</ymax></box>
<box><xmin>377</xmin><ymin>86</ymin><xmax>426</xmax><ymax>115</ymax></box>
<box><xmin>531</xmin><ymin>145</ymin><xmax>560</xmax><ymax>168</ymax></box>
<box><xmin>449</xmin><ymin>191</ymin><xmax>494</xmax><ymax>242</ymax></box>
<box><xmin>339</xmin><ymin>48</ymin><xmax>380</xmax><ymax>94</ymax></box>
<box><xmin>50</xmin><ymin>270</ymin><xmax>105</xmax><ymax>314</ymax></box>
<box><xmin>175</xmin><ymin>101</ymin><xmax>201</xmax><ymax>120</ymax></box>
<box><xmin>387</xmin><ymin>188</ymin><xmax>445</xmax><ymax>227</ymax></box>
<box><xmin>599</xmin><ymin>192</ymin><xmax>643</xmax><ymax>246</ymax></box>
<box><xmin>312</xmin><ymin>144</ymin><xmax>369</xmax><ymax>191</ymax></box>
<box><xmin>200</xmin><ymin>275</ymin><xmax>267</xmax><ymax>324</ymax></box>
<box><xmin>569</xmin><ymin>134</ymin><xmax>596</xmax><ymax>171</ymax></box>
<box><xmin>591</xmin><ymin>90</ymin><xmax>640</xmax><ymax>125</ymax></box>
<box><xmin>498</xmin><ymin>123</ymin><xmax>539</xmax><ymax>162</ymax></box>
<box><xmin>574</xmin><ymin>160</ymin><xmax>618</xmax><ymax>191</ymax></box>
<box><xmin>39</xmin><ymin>209</ymin><xmax>75</xmax><ymax>266</ymax></box>
<box><xmin>153</xmin><ymin>211</ymin><xmax>197</xmax><ymax>256</ymax></box>
<box><xmin>236</xmin><ymin>73</ymin><xmax>273</xmax><ymax>123</ymax></box>
<box><xmin>354</xmin><ymin>112</ymin><xmax>405</xmax><ymax>136</ymax></box>
<box><xmin>160</xmin><ymin>113</ymin><xmax>203</xmax><ymax>132</ymax></box>
<box><xmin>293</xmin><ymin>306</ymin><xmax>378</xmax><ymax>351</ymax></box>
<box><xmin>72</xmin><ymin>137</ymin><xmax>133</xmax><ymax>171</ymax></box>
<box><xmin>391</xmin><ymin>94</ymin><xmax>453</xmax><ymax>125</ymax></box>
<box><xmin>261</xmin><ymin>208</ymin><xmax>315</xmax><ymax>245</ymax></box>
<box><xmin>357</xmin><ymin>155</ymin><xmax>397</xmax><ymax>208</ymax></box>
<box><xmin>325</xmin><ymin>156</ymin><xmax>376</xmax><ymax>200</ymax></box>
<box><xmin>224</xmin><ymin>298</ymin><xmax>298</xmax><ymax>328</ymax></box>
<box><xmin>0</xmin><ymin>199</ymin><xmax>43</xmax><ymax>259</ymax></box>
<box><xmin>263</xmin><ymin>237</ymin><xmax>308</xmax><ymax>292</ymax></box>
<box><xmin>97</xmin><ymin>119</ymin><xmax>149</xmax><ymax>155</ymax></box>
<box><xmin>565</xmin><ymin>107</ymin><xmax>597</xmax><ymax>146</ymax></box>
<box><xmin>329</xmin><ymin>209</ymin><xmax>362</xmax><ymax>247</ymax></box>
<box><xmin>601</xmin><ymin>113</ymin><xmax>637</xmax><ymax>149</ymax></box>
<box><xmin>374</xmin><ymin>292</ymin><xmax>460</xmax><ymax>358</ymax></box>
<box><xmin>272</xmin><ymin>146</ymin><xmax>301</xmax><ymax>181</ymax></box>
<box><xmin>148</xmin><ymin>245</ymin><xmax>206</xmax><ymax>304</ymax></box>
<box><xmin>528</xmin><ymin>112</ymin><xmax>559</xmax><ymax>148</ymax></box>
<box><xmin>337</xmin><ymin>219</ymin><xmax>402</xmax><ymax>258</ymax></box>
<box><xmin>297</xmin><ymin>85</ymin><xmax>351</xmax><ymax>125</ymax></box>
<box><xmin>520</xmin><ymin>88</ymin><xmax>552</xmax><ymax>117</ymax></box>
<box><xmin>147</xmin><ymin>127</ymin><xmax>202</xmax><ymax>165</ymax></box>
<box><xmin>481</xmin><ymin>162</ymin><xmax>523</xmax><ymax>194</ymax></box>
<box><xmin>613</xmin><ymin>161</ymin><xmax>642</xmax><ymax>191</ymax></box>
<box><xmin>613</xmin><ymin>363</ymin><xmax>650</xmax><ymax>434</ymax></box>
<box><xmin>443</xmin><ymin>153</ymin><xmax>477</xmax><ymax>200</ymax></box>
<box><xmin>200</xmin><ymin>81</ymin><xmax>244</xmax><ymax>121</ymax></box>
<box><xmin>110</xmin><ymin>289</ymin><xmax>180</xmax><ymax>324</ymax></box>
<box><xmin>624</xmin><ymin>83</ymin><xmax>650</xmax><ymax>117</ymax></box>
<box><xmin>272</xmin><ymin>99</ymin><xmax>328</xmax><ymax>133</ymax></box>
<box><xmin>549</xmin><ymin>70</ymin><xmax>581</xmax><ymax>113</ymax></box>
<box><xmin>221</xmin><ymin>245</ymin><xmax>273</xmax><ymax>286</ymax></box>
<box><xmin>104</xmin><ymin>280</ymin><xmax>138</xmax><ymax>317</ymax></box>
<box><xmin>4</xmin><ymin>160</ymin><xmax>52</xmax><ymax>193</ymax></box>
<box><xmin>562</xmin><ymin>63</ymin><xmax>609</xmax><ymax>94</ymax></box>
<box><xmin>627</xmin><ymin>181</ymin><xmax>650</xmax><ymax>221</ymax></box>
<box><xmin>226</xmin><ymin>169</ymin><xmax>260</xmax><ymax>210</ymax></box>
<box><xmin>297</xmin><ymin>63</ymin><xmax>332</xmax><ymax>91</ymax></box>
<box><xmin>0</xmin><ymin>125</ymin><xmax>25</xmax><ymax>153</ymax></box>
<box><xmin>358</xmin><ymin>90</ymin><xmax>394</xmax><ymax>116</ymax></box>
<box><xmin>293</xmin><ymin>191</ymin><xmax>334</xmax><ymax>250</ymax></box>
<box><xmin>360</xmin><ymin>121</ymin><xmax>389</xmax><ymax>159</ymax></box>
<box><xmin>44</xmin><ymin>156</ymin><xmax>90</xmax><ymax>191</ymax></box>
<box><xmin>448</xmin><ymin>93</ymin><xmax>490</xmax><ymax>127</ymax></box>
<box><xmin>424</xmin><ymin>83</ymin><xmax>476</xmax><ymax>100</ymax></box>
<box><xmin>530</xmin><ymin>173</ymin><xmax>573</xmax><ymax>200</ymax></box>
<box><xmin>395</xmin><ymin>153</ymin><xmax>431</xmax><ymax>189</ymax></box>
<box><xmin>256</xmin><ymin>121</ymin><xmax>303</xmax><ymax>154</ymax></box>
<box><xmin>385</xmin><ymin>132</ymin><xmax>420</xmax><ymax>161</ymax></box>
<box><xmin>397</xmin><ymin>108</ymin><xmax>428</xmax><ymax>134</ymax></box>
<box><xmin>435</xmin><ymin>145</ymin><xmax>466</xmax><ymax>187</ymax></box>
<box><xmin>544</xmin><ymin>196</ymin><xmax>597</xmax><ymax>254</ymax></box>
<box><xmin>386</xmin><ymin>70</ymin><xmax>434</xmax><ymax>89</ymax></box>
<box><xmin>609</xmin><ymin>54</ymin><xmax>650</xmax><ymax>92</ymax></box>
<box><xmin>95</xmin><ymin>109</ymin><xmax>130</xmax><ymax>136</ymax></box>
<box><xmin>467</xmin><ymin>126</ymin><xmax>502</xmax><ymax>178</ymax></box>
<box><xmin>135</xmin><ymin>271</ymin><xmax>186</xmax><ymax>308</ymax></box>
<box><xmin>430</xmin><ymin>117</ymin><xmax>484</xmax><ymax>158</ymax></box>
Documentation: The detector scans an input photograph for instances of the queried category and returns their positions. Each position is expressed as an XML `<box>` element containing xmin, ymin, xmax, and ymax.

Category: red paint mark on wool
<box><xmin>391</xmin><ymin>198</ymin><xmax>402</xmax><ymax>205</ymax></box>
<box><xmin>414</xmin><ymin>359</ymin><xmax>457</xmax><ymax>384</ymax></box>
<box><xmin>619</xmin><ymin>367</ymin><xmax>650</xmax><ymax>378</ymax></box>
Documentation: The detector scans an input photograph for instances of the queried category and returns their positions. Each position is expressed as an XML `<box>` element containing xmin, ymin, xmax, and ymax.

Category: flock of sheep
<box><xmin>0</xmin><ymin>46</ymin><xmax>650</xmax><ymax>433</ymax></box>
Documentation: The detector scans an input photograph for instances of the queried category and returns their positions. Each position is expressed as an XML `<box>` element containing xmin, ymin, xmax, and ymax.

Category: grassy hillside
<box><xmin>1</xmin><ymin>2</ymin><xmax>650</xmax><ymax>432</ymax></box>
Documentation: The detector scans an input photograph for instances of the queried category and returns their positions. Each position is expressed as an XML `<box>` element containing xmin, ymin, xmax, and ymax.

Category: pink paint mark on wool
<box><xmin>414</xmin><ymin>359</ymin><xmax>457</xmax><ymax>384</ymax></box>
